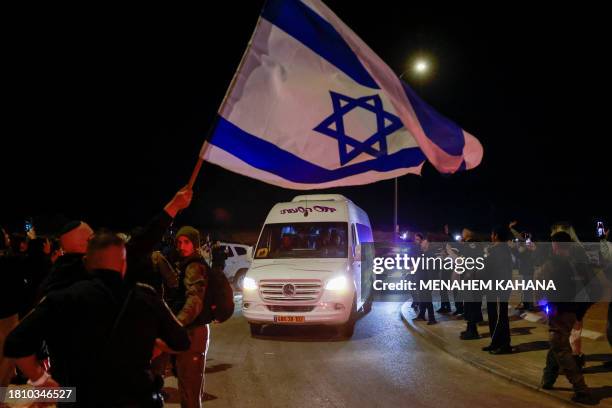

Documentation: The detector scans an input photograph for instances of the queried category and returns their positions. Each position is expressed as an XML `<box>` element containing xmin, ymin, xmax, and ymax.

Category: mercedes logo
<box><xmin>282</xmin><ymin>283</ymin><xmax>296</xmax><ymax>297</ymax></box>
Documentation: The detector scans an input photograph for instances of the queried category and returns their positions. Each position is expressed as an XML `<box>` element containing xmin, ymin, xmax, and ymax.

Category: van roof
<box><xmin>291</xmin><ymin>194</ymin><xmax>349</xmax><ymax>203</ymax></box>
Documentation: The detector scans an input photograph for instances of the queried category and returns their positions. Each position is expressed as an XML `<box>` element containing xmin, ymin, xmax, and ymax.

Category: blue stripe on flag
<box><xmin>210</xmin><ymin>116</ymin><xmax>425</xmax><ymax>183</ymax></box>
<box><xmin>402</xmin><ymin>81</ymin><xmax>465</xmax><ymax>156</ymax></box>
<box><xmin>262</xmin><ymin>0</ymin><xmax>379</xmax><ymax>90</ymax></box>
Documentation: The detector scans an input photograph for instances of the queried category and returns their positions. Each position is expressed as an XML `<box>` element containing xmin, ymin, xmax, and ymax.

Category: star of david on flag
<box><xmin>314</xmin><ymin>92</ymin><xmax>403</xmax><ymax>165</ymax></box>
<box><xmin>200</xmin><ymin>0</ymin><xmax>483</xmax><ymax>189</ymax></box>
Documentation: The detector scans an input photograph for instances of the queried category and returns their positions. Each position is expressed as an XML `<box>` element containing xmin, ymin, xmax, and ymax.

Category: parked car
<box><xmin>217</xmin><ymin>242</ymin><xmax>252</xmax><ymax>290</ymax></box>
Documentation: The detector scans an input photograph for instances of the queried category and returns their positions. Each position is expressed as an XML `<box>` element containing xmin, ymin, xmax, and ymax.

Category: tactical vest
<box><xmin>170</xmin><ymin>253</ymin><xmax>211</xmax><ymax>327</ymax></box>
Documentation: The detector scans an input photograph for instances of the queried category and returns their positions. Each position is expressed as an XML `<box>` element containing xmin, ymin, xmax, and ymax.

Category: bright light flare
<box><xmin>243</xmin><ymin>276</ymin><xmax>258</xmax><ymax>290</ymax></box>
<box><xmin>414</xmin><ymin>60</ymin><xmax>429</xmax><ymax>74</ymax></box>
<box><xmin>325</xmin><ymin>276</ymin><xmax>348</xmax><ymax>291</ymax></box>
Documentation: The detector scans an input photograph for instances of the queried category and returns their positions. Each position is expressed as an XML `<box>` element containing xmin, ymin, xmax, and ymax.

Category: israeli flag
<box><xmin>201</xmin><ymin>0</ymin><xmax>483</xmax><ymax>189</ymax></box>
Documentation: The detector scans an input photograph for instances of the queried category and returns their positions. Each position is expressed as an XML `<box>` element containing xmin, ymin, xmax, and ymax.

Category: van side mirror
<box><xmin>354</xmin><ymin>244</ymin><xmax>362</xmax><ymax>261</ymax></box>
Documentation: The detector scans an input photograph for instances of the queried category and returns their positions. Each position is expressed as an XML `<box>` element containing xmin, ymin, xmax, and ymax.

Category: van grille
<box><xmin>259</xmin><ymin>280</ymin><xmax>322</xmax><ymax>302</ymax></box>
<box><xmin>267</xmin><ymin>305</ymin><xmax>316</xmax><ymax>312</ymax></box>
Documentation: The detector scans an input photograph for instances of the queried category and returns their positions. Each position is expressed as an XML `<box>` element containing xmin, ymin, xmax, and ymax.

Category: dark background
<box><xmin>3</xmin><ymin>2</ymin><xmax>609</xmax><ymax>239</ymax></box>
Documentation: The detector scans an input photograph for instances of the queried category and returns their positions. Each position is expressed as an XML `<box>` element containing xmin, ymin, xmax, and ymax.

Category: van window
<box><xmin>356</xmin><ymin>223</ymin><xmax>373</xmax><ymax>243</ymax></box>
<box><xmin>235</xmin><ymin>247</ymin><xmax>247</xmax><ymax>256</ymax></box>
<box><xmin>255</xmin><ymin>222</ymin><xmax>348</xmax><ymax>259</ymax></box>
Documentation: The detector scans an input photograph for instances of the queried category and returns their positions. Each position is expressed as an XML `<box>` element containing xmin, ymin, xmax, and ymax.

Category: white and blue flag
<box><xmin>201</xmin><ymin>0</ymin><xmax>483</xmax><ymax>189</ymax></box>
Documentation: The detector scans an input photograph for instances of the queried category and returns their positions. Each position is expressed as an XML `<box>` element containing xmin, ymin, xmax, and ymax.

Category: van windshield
<box><xmin>255</xmin><ymin>222</ymin><xmax>348</xmax><ymax>259</ymax></box>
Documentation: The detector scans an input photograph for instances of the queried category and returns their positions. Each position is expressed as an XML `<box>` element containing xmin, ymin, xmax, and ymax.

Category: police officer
<box><xmin>169</xmin><ymin>226</ymin><xmax>210</xmax><ymax>408</ymax></box>
<box><xmin>4</xmin><ymin>231</ymin><xmax>191</xmax><ymax>407</ymax></box>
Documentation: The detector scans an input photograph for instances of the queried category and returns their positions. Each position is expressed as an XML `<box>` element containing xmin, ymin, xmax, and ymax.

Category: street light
<box><xmin>400</xmin><ymin>55</ymin><xmax>434</xmax><ymax>81</ymax></box>
<box><xmin>414</xmin><ymin>59</ymin><xmax>429</xmax><ymax>75</ymax></box>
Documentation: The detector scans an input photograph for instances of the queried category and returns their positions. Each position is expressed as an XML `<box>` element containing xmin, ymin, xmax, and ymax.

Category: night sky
<box><xmin>4</xmin><ymin>2</ymin><xmax>609</xmax><ymax>239</ymax></box>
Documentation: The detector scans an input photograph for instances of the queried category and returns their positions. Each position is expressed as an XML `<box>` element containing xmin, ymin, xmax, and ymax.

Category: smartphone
<box><xmin>597</xmin><ymin>221</ymin><xmax>605</xmax><ymax>238</ymax></box>
<box><xmin>525</xmin><ymin>234</ymin><xmax>532</xmax><ymax>245</ymax></box>
<box><xmin>24</xmin><ymin>220</ymin><xmax>33</xmax><ymax>232</ymax></box>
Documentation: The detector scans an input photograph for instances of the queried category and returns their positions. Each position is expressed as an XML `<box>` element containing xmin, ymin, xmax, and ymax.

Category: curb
<box><xmin>399</xmin><ymin>302</ymin><xmax>582</xmax><ymax>407</ymax></box>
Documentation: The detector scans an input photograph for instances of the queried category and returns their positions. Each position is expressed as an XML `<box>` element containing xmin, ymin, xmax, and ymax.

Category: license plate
<box><xmin>274</xmin><ymin>315</ymin><xmax>305</xmax><ymax>323</ymax></box>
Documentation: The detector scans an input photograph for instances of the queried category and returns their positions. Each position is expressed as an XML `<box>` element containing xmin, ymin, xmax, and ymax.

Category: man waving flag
<box><xmin>200</xmin><ymin>0</ymin><xmax>483</xmax><ymax>189</ymax></box>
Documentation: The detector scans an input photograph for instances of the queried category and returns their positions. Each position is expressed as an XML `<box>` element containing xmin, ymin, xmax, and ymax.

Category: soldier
<box><xmin>539</xmin><ymin>232</ymin><xmax>593</xmax><ymax>404</ymax></box>
<box><xmin>168</xmin><ymin>226</ymin><xmax>210</xmax><ymax>408</ymax></box>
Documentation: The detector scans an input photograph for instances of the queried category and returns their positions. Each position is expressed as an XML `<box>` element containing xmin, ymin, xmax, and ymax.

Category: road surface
<box><xmin>163</xmin><ymin>301</ymin><xmax>571</xmax><ymax>407</ymax></box>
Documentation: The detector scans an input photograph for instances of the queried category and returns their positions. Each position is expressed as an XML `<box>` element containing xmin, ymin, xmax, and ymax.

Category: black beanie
<box><xmin>58</xmin><ymin>220</ymin><xmax>82</xmax><ymax>237</ymax></box>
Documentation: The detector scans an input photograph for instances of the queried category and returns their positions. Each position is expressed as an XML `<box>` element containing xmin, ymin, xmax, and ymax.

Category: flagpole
<box><xmin>188</xmin><ymin>158</ymin><xmax>204</xmax><ymax>190</ymax></box>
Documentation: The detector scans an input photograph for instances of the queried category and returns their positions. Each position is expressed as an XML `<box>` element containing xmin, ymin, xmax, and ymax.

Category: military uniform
<box><xmin>539</xmin><ymin>255</ymin><xmax>588</xmax><ymax>393</ymax></box>
<box><xmin>169</xmin><ymin>252</ymin><xmax>209</xmax><ymax>408</ymax></box>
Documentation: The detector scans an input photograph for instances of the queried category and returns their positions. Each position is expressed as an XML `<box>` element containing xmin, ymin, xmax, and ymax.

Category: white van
<box><xmin>242</xmin><ymin>194</ymin><xmax>374</xmax><ymax>337</ymax></box>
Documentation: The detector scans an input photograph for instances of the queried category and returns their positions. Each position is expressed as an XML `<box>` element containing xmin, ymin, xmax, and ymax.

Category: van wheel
<box><xmin>249</xmin><ymin>323</ymin><xmax>263</xmax><ymax>336</ymax></box>
<box><xmin>234</xmin><ymin>269</ymin><xmax>248</xmax><ymax>291</ymax></box>
<box><xmin>337</xmin><ymin>296</ymin><xmax>357</xmax><ymax>338</ymax></box>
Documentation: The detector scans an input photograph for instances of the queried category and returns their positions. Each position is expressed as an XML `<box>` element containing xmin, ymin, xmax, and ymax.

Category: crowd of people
<box><xmin>1</xmin><ymin>192</ymin><xmax>611</xmax><ymax>406</ymax></box>
<box><xmin>408</xmin><ymin>221</ymin><xmax>612</xmax><ymax>404</ymax></box>
<box><xmin>0</xmin><ymin>186</ymin><xmax>232</xmax><ymax>407</ymax></box>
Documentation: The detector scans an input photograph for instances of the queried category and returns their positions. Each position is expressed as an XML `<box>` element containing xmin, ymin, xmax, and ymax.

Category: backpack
<box><xmin>155</xmin><ymin>251</ymin><xmax>235</xmax><ymax>324</ymax></box>
<box><xmin>203</xmin><ymin>264</ymin><xmax>235</xmax><ymax>323</ymax></box>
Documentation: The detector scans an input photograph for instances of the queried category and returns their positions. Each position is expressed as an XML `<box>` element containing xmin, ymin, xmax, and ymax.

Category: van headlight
<box><xmin>243</xmin><ymin>277</ymin><xmax>258</xmax><ymax>290</ymax></box>
<box><xmin>325</xmin><ymin>276</ymin><xmax>348</xmax><ymax>291</ymax></box>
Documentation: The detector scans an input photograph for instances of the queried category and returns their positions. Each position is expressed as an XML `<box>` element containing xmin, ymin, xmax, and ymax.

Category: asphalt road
<box><xmin>164</xmin><ymin>301</ymin><xmax>572</xmax><ymax>408</ymax></box>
